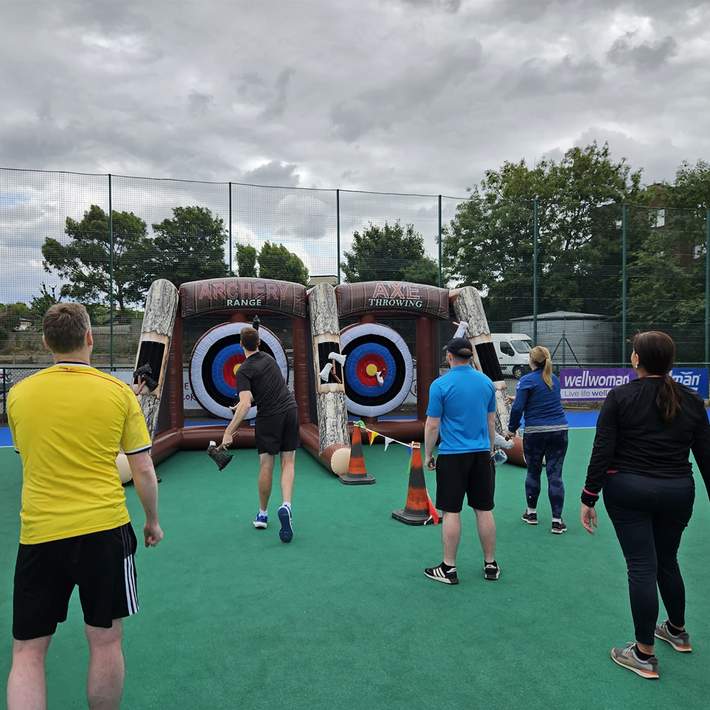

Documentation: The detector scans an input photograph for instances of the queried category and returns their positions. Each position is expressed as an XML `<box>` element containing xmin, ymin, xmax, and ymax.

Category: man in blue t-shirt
<box><xmin>423</xmin><ymin>337</ymin><xmax>500</xmax><ymax>584</ymax></box>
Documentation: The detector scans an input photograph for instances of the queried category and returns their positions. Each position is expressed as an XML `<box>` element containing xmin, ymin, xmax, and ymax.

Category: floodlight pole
<box><xmin>621</xmin><ymin>203</ymin><xmax>628</xmax><ymax>365</ymax></box>
<box><xmin>438</xmin><ymin>195</ymin><xmax>443</xmax><ymax>287</ymax></box>
<box><xmin>228</xmin><ymin>182</ymin><xmax>233</xmax><ymax>276</ymax></box>
<box><xmin>533</xmin><ymin>197</ymin><xmax>539</xmax><ymax>344</ymax></box>
<box><xmin>108</xmin><ymin>173</ymin><xmax>114</xmax><ymax>370</ymax></box>
<box><xmin>336</xmin><ymin>189</ymin><xmax>341</xmax><ymax>284</ymax></box>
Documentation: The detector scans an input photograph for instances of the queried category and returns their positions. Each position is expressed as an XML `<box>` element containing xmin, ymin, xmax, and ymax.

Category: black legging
<box><xmin>603</xmin><ymin>473</ymin><xmax>695</xmax><ymax>646</ymax></box>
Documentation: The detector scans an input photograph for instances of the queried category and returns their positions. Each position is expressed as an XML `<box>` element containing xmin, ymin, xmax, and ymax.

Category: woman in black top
<box><xmin>580</xmin><ymin>331</ymin><xmax>710</xmax><ymax>680</ymax></box>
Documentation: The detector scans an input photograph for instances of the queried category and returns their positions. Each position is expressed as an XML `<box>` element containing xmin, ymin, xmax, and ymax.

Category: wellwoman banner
<box><xmin>560</xmin><ymin>368</ymin><xmax>708</xmax><ymax>400</ymax></box>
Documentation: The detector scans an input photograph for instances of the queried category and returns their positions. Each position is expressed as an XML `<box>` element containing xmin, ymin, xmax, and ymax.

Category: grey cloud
<box><xmin>607</xmin><ymin>33</ymin><xmax>678</xmax><ymax>70</ymax></box>
<box><xmin>241</xmin><ymin>162</ymin><xmax>301</xmax><ymax>187</ymax></box>
<box><xmin>260</xmin><ymin>69</ymin><xmax>296</xmax><ymax>120</ymax></box>
<box><xmin>509</xmin><ymin>56</ymin><xmax>603</xmax><ymax>97</ymax></box>
<box><xmin>397</xmin><ymin>0</ymin><xmax>462</xmax><ymax>12</ymax></box>
<box><xmin>331</xmin><ymin>40</ymin><xmax>484</xmax><ymax>141</ymax></box>
<box><xmin>188</xmin><ymin>92</ymin><xmax>214</xmax><ymax>116</ymax></box>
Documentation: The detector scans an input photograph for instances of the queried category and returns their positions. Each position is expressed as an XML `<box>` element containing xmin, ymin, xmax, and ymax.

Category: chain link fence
<box><xmin>2</xmin><ymin>166</ymin><xmax>710</xmax><ymax>416</ymax></box>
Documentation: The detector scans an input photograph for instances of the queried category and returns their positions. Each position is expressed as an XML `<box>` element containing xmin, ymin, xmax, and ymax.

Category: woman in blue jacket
<box><xmin>507</xmin><ymin>346</ymin><xmax>568</xmax><ymax>533</ymax></box>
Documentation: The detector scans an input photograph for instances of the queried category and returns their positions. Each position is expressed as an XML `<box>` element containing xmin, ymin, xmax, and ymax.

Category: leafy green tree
<box><xmin>143</xmin><ymin>206</ymin><xmax>228</xmax><ymax>287</ymax></box>
<box><xmin>443</xmin><ymin>142</ymin><xmax>641</xmax><ymax>320</ymax></box>
<box><xmin>0</xmin><ymin>302</ymin><xmax>32</xmax><ymax>347</ymax></box>
<box><xmin>626</xmin><ymin>160</ymin><xmax>710</xmax><ymax>355</ymax></box>
<box><xmin>30</xmin><ymin>284</ymin><xmax>60</xmax><ymax>320</ymax></box>
<box><xmin>258</xmin><ymin>242</ymin><xmax>309</xmax><ymax>285</ymax></box>
<box><xmin>42</xmin><ymin>205</ymin><xmax>149</xmax><ymax>312</ymax></box>
<box><xmin>341</xmin><ymin>222</ymin><xmax>439</xmax><ymax>285</ymax></box>
<box><xmin>235</xmin><ymin>244</ymin><xmax>258</xmax><ymax>277</ymax></box>
<box><xmin>402</xmin><ymin>256</ymin><xmax>440</xmax><ymax>286</ymax></box>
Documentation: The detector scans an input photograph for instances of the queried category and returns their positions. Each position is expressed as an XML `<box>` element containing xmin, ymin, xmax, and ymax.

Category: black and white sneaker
<box><xmin>522</xmin><ymin>511</ymin><xmax>538</xmax><ymax>525</ymax></box>
<box><xmin>484</xmin><ymin>561</ymin><xmax>501</xmax><ymax>581</ymax></box>
<box><xmin>551</xmin><ymin>520</ymin><xmax>568</xmax><ymax>534</ymax></box>
<box><xmin>424</xmin><ymin>563</ymin><xmax>459</xmax><ymax>585</ymax></box>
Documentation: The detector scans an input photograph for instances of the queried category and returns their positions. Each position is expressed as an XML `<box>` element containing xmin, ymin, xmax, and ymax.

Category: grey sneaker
<box><xmin>655</xmin><ymin>621</ymin><xmax>692</xmax><ymax>653</ymax></box>
<box><xmin>610</xmin><ymin>643</ymin><xmax>659</xmax><ymax>679</ymax></box>
<box><xmin>521</xmin><ymin>511</ymin><xmax>538</xmax><ymax>525</ymax></box>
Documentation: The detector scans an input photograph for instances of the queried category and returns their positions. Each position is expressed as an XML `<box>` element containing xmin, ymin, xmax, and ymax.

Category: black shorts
<box><xmin>436</xmin><ymin>452</ymin><xmax>496</xmax><ymax>513</ymax></box>
<box><xmin>13</xmin><ymin>523</ymin><xmax>139</xmax><ymax>640</ymax></box>
<box><xmin>255</xmin><ymin>408</ymin><xmax>300</xmax><ymax>455</ymax></box>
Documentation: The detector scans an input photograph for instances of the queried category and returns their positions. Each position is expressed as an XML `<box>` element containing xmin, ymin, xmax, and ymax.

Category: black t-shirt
<box><xmin>584</xmin><ymin>377</ymin><xmax>710</xmax><ymax>499</ymax></box>
<box><xmin>235</xmin><ymin>351</ymin><xmax>296</xmax><ymax>418</ymax></box>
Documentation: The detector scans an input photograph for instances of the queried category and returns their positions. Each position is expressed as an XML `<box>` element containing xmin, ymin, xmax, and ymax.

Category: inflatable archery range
<box><xmin>126</xmin><ymin>277</ymin><xmax>349</xmax><ymax>474</ymax></box>
<box><xmin>128</xmin><ymin>276</ymin><xmax>523</xmax><ymax>477</ymax></box>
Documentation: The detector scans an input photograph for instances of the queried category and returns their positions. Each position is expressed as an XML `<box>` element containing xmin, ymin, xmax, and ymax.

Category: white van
<box><xmin>492</xmin><ymin>333</ymin><xmax>533</xmax><ymax>378</ymax></box>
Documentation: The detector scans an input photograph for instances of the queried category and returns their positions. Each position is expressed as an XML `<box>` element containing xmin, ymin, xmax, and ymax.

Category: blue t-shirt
<box><xmin>508</xmin><ymin>370</ymin><xmax>567</xmax><ymax>433</ymax></box>
<box><xmin>426</xmin><ymin>366</ymin><xmax>497</xmax><ymax>454</ymax></box>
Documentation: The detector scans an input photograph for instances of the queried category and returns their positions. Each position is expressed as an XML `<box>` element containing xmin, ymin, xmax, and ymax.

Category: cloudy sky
<box><xmin>2</xmin><ymin>0</ymin><xmax>710</xmax><ymax>301</ymax></box>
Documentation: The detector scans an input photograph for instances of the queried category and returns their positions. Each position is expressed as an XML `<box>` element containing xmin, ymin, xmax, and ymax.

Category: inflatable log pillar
<box><xmin>450</xmin><ymin>286</ymin><xmax>525</xmax><ymax>467</ymax></box>
<box><xmin>118</xmin><ymin>278</ymin><xmax>179</xmax><ymax>483</ymax></box>
<box><xmin>304</xmin><ymin>283</ymin><xmax>350</xmax><ymax>476</ymax></box>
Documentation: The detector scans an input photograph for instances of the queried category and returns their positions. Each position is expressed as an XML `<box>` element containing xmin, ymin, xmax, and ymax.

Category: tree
<box><xmin>42</xmin><ymin>205</ymin><xmax>149</xmax><ymax>312</ymax></box>
<box><xmin>30</xmin><ymin>284</ymin><xmax>60</xmax><ymax>320</ymax></box>
<box><xmin>341</xmin><ymin>222</ymin><xmax>440</xmax><ymax>285</ymax></box>
<box><xmin>143</xmin><ymin>206</ymin><xmax>228</xmax><ymax>287</ymax></box>
<box><xmin>0</xmin><ymin>302</ymin><xmax>31</xmax><ymax>347</ymax></box>
<box><xmin>235</xmin><ymin>244</ymin><xmax>258</xmax><ymax>277</ymax></box>
<box><xmin>443</xmin><ymin>142</ymin><xmax>642</xmax><ymax>321</ymax></box>
<box><xmin>626</xmin><ymin>160</ymin><xmax>710</xmax><ymax>356</ymax></box>
<box><xmin>257</xmin><ymin>242</ymin><xmax>309</xmax><ymax>285</ymax></box>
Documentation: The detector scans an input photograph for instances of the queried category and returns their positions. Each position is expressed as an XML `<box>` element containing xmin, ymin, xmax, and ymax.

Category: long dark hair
<box><xmin>632</xmin><ymin>331</ymin><xmax>680</xmax><ymax>423</ymax></box>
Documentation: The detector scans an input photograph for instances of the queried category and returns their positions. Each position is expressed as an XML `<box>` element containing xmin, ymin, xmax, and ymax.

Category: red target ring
<box><xmin>222</xmin><ymin>353</ymin><xmax>246</xmax><ymax>388</ymax></box>
<box><xmin>355</xmin><ymin>354</ymin><xmax>387</xmax><ymax>386</ymax></box>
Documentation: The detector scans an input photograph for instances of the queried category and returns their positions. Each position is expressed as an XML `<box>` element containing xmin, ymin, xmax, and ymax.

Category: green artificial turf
<box><xmin>1</xmin><ymin>431</ymin><xmax>709</xmax><ymax>709</ymax></box>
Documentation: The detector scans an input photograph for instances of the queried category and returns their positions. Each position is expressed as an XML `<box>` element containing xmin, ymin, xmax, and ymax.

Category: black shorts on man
<box><xmin>13</xmin><ymin>522</ymin><xmax>139</xmax><ymax>640</ymax></box>
<box><xmin>255</xmin><ymin>407</ymin><xmax>300</xmax><ymax>455</ymax></box>
<box><xmin>436</xmin><ymin>452</ymin><xmax>496</xmax><ymax>512</ymax></box>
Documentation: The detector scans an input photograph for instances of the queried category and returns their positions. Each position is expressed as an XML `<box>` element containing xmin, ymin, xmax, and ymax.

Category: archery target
<box><xmin>189</xmin><ymin>322</ymin><xmax>288</xmax><ymax>420</ymax></box>
<box><xmin>340</xmin><ymin>323</ymin><xmax>414</xmax><ymax>417</ymax></box>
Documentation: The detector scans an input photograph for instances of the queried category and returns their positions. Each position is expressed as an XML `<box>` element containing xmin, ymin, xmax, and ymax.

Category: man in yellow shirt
<box><xmin>6</xmin><ymin>303</ymin><xmax>164</xmax><ymax>710</ymax></box>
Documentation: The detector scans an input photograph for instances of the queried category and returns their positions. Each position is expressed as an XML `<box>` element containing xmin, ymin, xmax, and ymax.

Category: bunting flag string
<box><xmin>353</xmin><ymin>420</ymin><xmax>413</xmax><ymax>451</ymax></box>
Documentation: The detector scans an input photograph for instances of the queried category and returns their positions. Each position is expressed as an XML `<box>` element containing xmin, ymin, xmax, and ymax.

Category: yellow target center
<box><xmin>365</xmin><ymin>363</ymin><xmax>378</xmax><ymax>377</ymax></box>
<box><xmin>233</xmin><ymin>363</ymin><xmax>242</xmax><ymax>375</ymax></box>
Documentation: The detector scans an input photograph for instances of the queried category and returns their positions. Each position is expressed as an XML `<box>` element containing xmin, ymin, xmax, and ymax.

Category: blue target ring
<box><xmin>189</xmin><ymin>321</ymin><xmax>289</xmax><ymax>420</ymax></box>
<box><xmin>345</xmin><ymin>342</ymin><xmax>396</xmax><ymax>398</ymax></box>
<box><xmin>340</xmin><ymin>323</ymin><xmax>414</xmax><ymax>418</ymax></box>
<box><xmin>211</xmin><ymin>344</ymin><xmax>246</xmax><ymax>399</ymax></box>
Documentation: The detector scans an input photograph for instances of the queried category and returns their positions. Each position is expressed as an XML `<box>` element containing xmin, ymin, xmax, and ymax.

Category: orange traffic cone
<box><xmin>392</xmin><ymin>445</ymin><xmax>438</xmax><ymax>525</ymax></box>
<box><xmin>340</xmin><ymin>425</ymin><xmax>376</xmax><ymax>485</ymax></box>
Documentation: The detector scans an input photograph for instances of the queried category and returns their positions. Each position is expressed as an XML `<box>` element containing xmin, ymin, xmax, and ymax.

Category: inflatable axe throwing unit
<box><xmin>129</xmin><ymin>276</ymin><xmax>524</xmax><ymax>480</ymax></box>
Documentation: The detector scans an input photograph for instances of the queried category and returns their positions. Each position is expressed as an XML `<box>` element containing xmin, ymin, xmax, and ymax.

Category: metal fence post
<box><xmin>228</xmin><ymin>182</ymin><xmax>233</xmax><ymax>276</ymax></box>
<box><xmin>621</xmin><ymin>203</ymin><xmax>628</xmax><ymax>365</ymax></box>
<box><xmin>438</xmin><ymin>195</ymin><xmax>443</xmax><ymax>287</ymax></box>
<box><xmin>336</xmin><ymin>189</ymin><xmax>341</xmax><ymax>284</ymax></box>
<box><xmin>705</xmin><ymin>208</ymin><xmax>710</xmax><ymax>367</ymax></box>
<box><xmin>533</xmin><ymin>197</ymin><xmax>539</xmax><ymax>344</ymax></box>
<box><xmin>108</xmin><ymin>173</ymin><xmax>114</xmax><ymax>370</ymax></box>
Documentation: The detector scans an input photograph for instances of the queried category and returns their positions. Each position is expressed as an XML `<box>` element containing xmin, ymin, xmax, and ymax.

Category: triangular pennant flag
<box><xmin>384</xmin><ymin>437</ymin><xmax>393</xmax><ymax>451</ymax></box>
<box><xmin>368</xmin><ymin>430</ymin><xmax>379</xmax><ymax>446</ymax></box>
<box><xmin>426</xmin><ymin>492</ymin><xmax>440</xmax><ymax>525</ymax></box>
